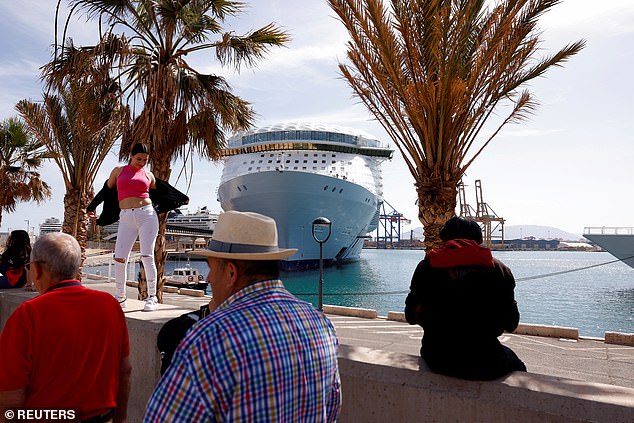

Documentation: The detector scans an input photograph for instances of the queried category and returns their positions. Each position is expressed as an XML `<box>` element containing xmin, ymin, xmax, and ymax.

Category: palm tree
<box><xmin>328</xmin><ymin>0</ymin><xmax>585</xmax><ymax>249</ymax></box>
<box><xmin>0</xmin><ymin>118</ymin><xmax>53</xmax><ymax>230</ymax></box>
<box><xmin>17</xmin><ymin>53</ymin><xmax>129</xmax><ymax>261</ymax></box>
<box><xmin>50</xmin><ymin>0</ymin><xmax>289</xmax><ymax>300</ymax></box>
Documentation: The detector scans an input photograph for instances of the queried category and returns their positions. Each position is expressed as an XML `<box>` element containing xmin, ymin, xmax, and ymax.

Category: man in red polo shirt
<box><xmin>0</xmin><ymin>233</ymin><xmax>131</xmax><ymax>422</ymax></box>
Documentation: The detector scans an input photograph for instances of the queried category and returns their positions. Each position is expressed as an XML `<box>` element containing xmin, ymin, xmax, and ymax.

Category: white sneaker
<box><xmin>143</xmin><ymin>296</ymin><xmax>159</xmax><ymax>312</ymax></box>
<box><xmin>116</xmin><ymin>296</ymin><xmax>127</xmax><ymax>309</ymax></box>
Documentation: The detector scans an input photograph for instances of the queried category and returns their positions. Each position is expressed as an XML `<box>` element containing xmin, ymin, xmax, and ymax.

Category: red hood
<box><xmin>428</xmin><ymin>239</ymin><xmax>494</xmax><ymax>268</ymax></box>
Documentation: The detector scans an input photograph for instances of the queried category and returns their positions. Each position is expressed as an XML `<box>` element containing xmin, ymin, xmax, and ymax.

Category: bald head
<box><xmin>31</xmin><ymin>232</ymin><xmax>81</xmax><ymax>281</ymax></box>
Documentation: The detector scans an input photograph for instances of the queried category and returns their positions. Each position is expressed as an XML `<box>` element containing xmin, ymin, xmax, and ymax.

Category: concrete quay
<box><xmin>1</xmin><ymin>277</ymin><xmax>632</xmax><ymax>422</ymax></box>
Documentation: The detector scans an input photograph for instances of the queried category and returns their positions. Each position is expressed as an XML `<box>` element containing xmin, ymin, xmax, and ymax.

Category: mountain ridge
<box><xmin>406</xmin><ymin>224</ymin><xmax>584</xmax><ymax>241</ymax></box>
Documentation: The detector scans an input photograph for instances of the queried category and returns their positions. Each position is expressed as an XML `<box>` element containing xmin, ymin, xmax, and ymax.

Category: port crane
<box><xmin>375</xmin><ymin>200</ymin><xmax>411</xmax><ymax>248</ymax></box>
<box><xmin>458</xmin><ymin>180</ymin><xmax>505</xmax><ymax>248</ymax></box>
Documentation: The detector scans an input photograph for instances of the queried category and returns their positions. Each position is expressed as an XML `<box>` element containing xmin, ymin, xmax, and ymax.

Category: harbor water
<box><xmin>95</xmin><ymin>250</ymin><xmax>634</xmax><ymax>338</ymax></box>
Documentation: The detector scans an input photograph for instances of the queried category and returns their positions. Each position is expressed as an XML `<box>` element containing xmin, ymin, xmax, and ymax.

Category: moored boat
<box><xmin>583</xmin><ymin>227</ymin><xmax>634</xmax><ymax>269</ymax></box>
<box><xmin>165</xmin><ymin>266</ymin><xmax>207</xmax><ymax>290</ymax></box>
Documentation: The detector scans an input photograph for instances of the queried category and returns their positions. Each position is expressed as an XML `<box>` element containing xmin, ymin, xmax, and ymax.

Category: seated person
<box><xmin>0</xmin><ymin>230</ymin><xmax>31</xmax><ymax>289</ymax></box>
<box><xmin>405</xmin><ymin>216</ymin><xmax>526</xmax><ymax>380</ymax></box>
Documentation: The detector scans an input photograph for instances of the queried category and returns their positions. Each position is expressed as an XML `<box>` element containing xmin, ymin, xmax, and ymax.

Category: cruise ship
<box><xmin>39</xmin><ymin>217</ymin><xmax>62</xmax><ymax>235</ymax></box>
<box><xmin>167</xmin><ymin>207</ymin><xmax>218</xmax><ymax>231</ymax></box>
<box><xmin>103</xmin><ymin>207</ymin><xmax>218</xmax><ymax>234</ymax></box>
<box><xmin>583</xmin><ymin>227</ymin><xmax>634</xmax><ymax>269</ymax></box>
<box><xmin>217</xmin><ymin>122</ymin><xmax>393</xmax><ymax>269</ymax></box>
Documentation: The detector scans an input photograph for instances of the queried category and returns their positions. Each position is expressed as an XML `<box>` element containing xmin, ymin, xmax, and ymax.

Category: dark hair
<box><xmin>131</xmin><ymin>143</ymin><xmax>149</xmax><ymax>156</ymax></box>
<box><xmin>439</xmin><ymin>216</ymin><xmax>483</xmax><ymax>244</ymax></box>
<box><xmin>1</xmin><ymin>230</ymin><xmax>31</xmax><ymax>266</ymax></box>
<box><xmin>228</xmin><ymin>259</ymin><xmax>280</xmax><ymax>282</ymax></box>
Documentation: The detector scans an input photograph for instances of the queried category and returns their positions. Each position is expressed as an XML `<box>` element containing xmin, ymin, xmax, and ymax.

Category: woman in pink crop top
<box><xmin>90</xmin><ymin>143</ymin><xmax>160</xmax><ymax>312</ymax></box>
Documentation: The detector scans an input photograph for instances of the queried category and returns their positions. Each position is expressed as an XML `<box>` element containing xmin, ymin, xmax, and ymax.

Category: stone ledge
<box><xmin>386</xmin><ymin>311</ymin><xmax>406</xmax><ymax>322</ymax></box>
<box><xmin>605</xmin><ymin>331</ymin><xmax>634</xmax><ymax>346</ymax></box>
<box><xmin>162</xmin><ymin>285</ymin><xmax>179</xmax><ymax>294</ymax></box>
<box><xmin>323</xmin><ymin>304</ymin><xmax>378</xmax><ymax>319</ymax></box>
<box><xmin>179</xmin><ymin>287</ymin><xmax>205</xmax><ymax>297</ymax></box>
<box><xmin>387</xmin><ymin>313</ymin><xmax>582</xmax><ymax>341</ymax></box>
<box><xmin>515</xmin><ymin>323</ymin><xmax>579</xmax><ymax>340</ymax></box>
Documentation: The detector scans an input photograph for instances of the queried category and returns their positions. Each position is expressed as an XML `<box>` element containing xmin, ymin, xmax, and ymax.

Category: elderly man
<box><xmin>0</xmin><ymin>233</ymin><xmax>131</xmax><ymax>422</ymax></box>
<box><xmin>144</xmin><ymin>211</ymin><xmax>341</xmax><ymax>422</ymax></box>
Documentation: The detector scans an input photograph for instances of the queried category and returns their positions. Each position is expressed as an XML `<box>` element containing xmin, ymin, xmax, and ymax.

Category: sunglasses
<box><xmin>25</xmin><ymin>260</ymin><xmax>45</xmax><ymax>271</ymax></box>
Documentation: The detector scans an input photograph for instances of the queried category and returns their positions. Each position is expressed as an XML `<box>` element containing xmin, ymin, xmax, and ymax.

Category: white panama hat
<box><xmin>189</xmin><ymin>210</ymin><xmax>297</xmax><ymax>260</ymax></box>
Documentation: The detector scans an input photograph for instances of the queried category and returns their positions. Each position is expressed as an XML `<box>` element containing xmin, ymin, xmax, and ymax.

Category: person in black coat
<box><xmin>87</xmin><ymin>143</ymin><xmax>188</xmax><ymax>312</ymax></box>
<box><xmin>405</xmin><ymin>216</ymin><xmax>526</xmax><ymax>380</ymax></box>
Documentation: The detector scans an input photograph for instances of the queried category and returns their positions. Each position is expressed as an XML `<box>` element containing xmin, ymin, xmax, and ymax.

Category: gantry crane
<box><xmin>458</xmin><ymin>180</ymin><xmax>504</xmax><ymax>248</ymax></box>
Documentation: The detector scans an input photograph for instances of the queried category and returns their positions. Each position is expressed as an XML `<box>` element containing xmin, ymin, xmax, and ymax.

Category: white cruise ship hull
<box><xmin>583</xmin><ymin>228</ymin><xmax>634</xmax><ymax>269</ymax></box>
<box><xmin>218</xmin><ymin>170</ymin><xmax>378</xmax><ymax>270</ymax></box>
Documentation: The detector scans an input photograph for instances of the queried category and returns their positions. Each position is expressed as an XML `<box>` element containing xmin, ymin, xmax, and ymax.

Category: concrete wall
<box><xmin>0</xmin><ymin>289</ymin><xmax>165</xmax><ymax>423</ymax></box>
<box><xmin>338</xmin><ymin>345</ymin><xmax>634</xmax><ymax>423</ymax></box>
<box><xmin>1</xmin><ymin>291</ymin><xmax>633</xmax><ymax>423</ymax></box>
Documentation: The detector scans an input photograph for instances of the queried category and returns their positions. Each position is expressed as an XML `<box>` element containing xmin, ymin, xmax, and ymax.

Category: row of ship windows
<box><xmin>246</xmin><ymin>166</ymin><xmax>344</xmax><ymax>172</ymax></box>
<box><xmin>235</xmin><ymin>184</ymin><xmax>351</xmax><ymax>195</ymax></box>
<box><xmin>244</xmin><ymin>159</ymin><xmax>352</xmax><ymax>165</ymax></box>
<box><xmin>260</xmin><ymin>153</ymin><xmax>335</xmax><ymax>157</ymax></box>
<box><xmin>239</xmin><ymin>130</ymin><xmax>381</xmax><ymax>147</ymax></box>
<box><xmin>323</xmin><ymin>185</ymin><xmax>344</xmax><ymax>194</ymax></box>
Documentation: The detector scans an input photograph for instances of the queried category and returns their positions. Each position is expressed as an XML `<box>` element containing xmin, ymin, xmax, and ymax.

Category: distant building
<box><xmin>39</xmin><ymin>217</ymin><xmax>62</xmax><ymax>235</ymax></box>
<box><xmin>491</xmin><ymin>238</ymin><xmax>560</xmax><ymax>250</ymax></box>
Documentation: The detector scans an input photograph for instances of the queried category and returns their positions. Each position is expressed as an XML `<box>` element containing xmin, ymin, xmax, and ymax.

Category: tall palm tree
<box><xmin>328</xmin><ymin>0</ymin><xmax>584</xmax><ymax>249</ymax></box>
<box><xmin>50</xmin><ymin>0</ymin><xmax>289</xmax><ymax>300</ymax></box>
<box><xmin>0</xmin><ymin>117</ymin><xmax>53</xmax><ymax>229</ymax></box>
<box><xmin>17</xmin><ymin>54</ymin><xmax>129</xmax><ymax>260</ymax></box>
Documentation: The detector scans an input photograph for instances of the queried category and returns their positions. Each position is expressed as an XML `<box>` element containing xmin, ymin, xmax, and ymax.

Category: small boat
<box><xmin>165</xmin><ymin>265</ymin><xmax>208</xmax><ymax>290</ymax></box>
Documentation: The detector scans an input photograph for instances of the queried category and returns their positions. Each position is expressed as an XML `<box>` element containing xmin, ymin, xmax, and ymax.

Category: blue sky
<box><xmin>1</xmin><ymin>1</ymin><xmax>633</xmax><ymax>236</ymax></box>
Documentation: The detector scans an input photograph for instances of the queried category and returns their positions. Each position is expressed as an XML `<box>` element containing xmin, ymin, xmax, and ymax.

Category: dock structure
<box><xmin>459</xmin><ymin>179</ymin><xmax>505</xmax><ymax>248</ymax></box>
<box><xmin>375</xmin><ymin>200</ymin><xmax>411</xmax><ymax>249</ymax></box>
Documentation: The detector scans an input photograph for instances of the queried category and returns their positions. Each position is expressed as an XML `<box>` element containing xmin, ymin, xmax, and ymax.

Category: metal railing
<box><xmin>583</xmin><ymin>227</ymin><xmax>634</xmax><ymax>236</ymax></box>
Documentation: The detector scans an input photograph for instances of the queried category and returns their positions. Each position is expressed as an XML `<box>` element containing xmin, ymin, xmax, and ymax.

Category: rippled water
<box><xmin>89</xmin><ymin>250</ymin><xmax>634</xmax><ymax>338</ymax></box>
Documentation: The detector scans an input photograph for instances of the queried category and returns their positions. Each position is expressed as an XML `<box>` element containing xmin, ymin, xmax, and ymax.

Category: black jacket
<box><xmin>87</xmin><ymin>178</ymin><xmax>189</xmax><ymax>226</ymax></box>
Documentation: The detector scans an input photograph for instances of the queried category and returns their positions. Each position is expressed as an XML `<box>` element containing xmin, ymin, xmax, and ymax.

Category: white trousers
<box><xmin>114</xmin><ymin>205</ymin><xmax>159</xmax><ymax>299</ymax></box>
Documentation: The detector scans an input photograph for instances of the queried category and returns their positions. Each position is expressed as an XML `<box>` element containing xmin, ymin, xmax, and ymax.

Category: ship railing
<box><xmin>584</xmin><ymin>226</ymin><xmax>634</xmax><ymax>236</ymax></box>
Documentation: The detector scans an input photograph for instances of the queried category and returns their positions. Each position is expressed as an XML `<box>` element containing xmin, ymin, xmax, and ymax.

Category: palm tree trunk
<box><xmin>416</xmin><ymin>178</ymin><xmax>459</xmax><ymax>251</ymax></box>
<box><xmin>140</xmin><ymin>151</ymin><xmax>173</xmax><ymax>303</ymax></box>
<box><xmin>62</xmin><ymin>187</ymin><xmax>91</xmax><ymax>275</ymax></box>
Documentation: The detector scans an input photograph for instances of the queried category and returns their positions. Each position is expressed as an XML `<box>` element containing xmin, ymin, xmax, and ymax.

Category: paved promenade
<box><xmin>94</xmin><ymin>279</ymin><xmax>634</xmax><ymax>390</ymax></box>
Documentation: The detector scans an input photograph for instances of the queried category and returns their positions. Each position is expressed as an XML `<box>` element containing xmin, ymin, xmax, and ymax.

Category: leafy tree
<box><xmin>17</xmin><ymin>51</ymin><xmax>129</xmax><ymax>260</ymax></box>
<box><xmin>328</xmin><ymin>0</ymin><xmax>584</xmax><ymax>249</ymax></box>
<box><xmin>0</xmin><ymin>117</ymin><xmax>53</xmax><ymax>230</ymax></box>
<box><xmin>50</xmin><ymin>0</ymin><xmax>289</xmax><ymax>300</ymax></box>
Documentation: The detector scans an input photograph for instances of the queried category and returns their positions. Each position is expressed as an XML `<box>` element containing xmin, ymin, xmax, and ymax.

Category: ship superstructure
<box><xmin>167</xmin><ymin>207</ymin><xmax>218</xmax><ymax>231</ymax></box>
<box><xmin>39</xmin><ymin>217</ymin><xmax>62</xmax><ymax>235</ymax></box>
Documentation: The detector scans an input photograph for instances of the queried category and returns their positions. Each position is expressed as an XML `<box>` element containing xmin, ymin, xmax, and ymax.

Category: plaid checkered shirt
<box><xmin>144</xmin><ymin>279</ymin><xmax>341</xmax><ymax>422</ymax></box>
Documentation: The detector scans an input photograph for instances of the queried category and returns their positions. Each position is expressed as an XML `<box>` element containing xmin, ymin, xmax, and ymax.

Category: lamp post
<box><xmin>24</xmin><ymin>220</ymin><xmax>29</xmax><ymax>235</ymax></box>
<box><xmin>312</xmin><ymin>217</ymin><xmax>332</xmax><ymax>311</ymax></box>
